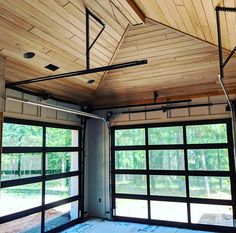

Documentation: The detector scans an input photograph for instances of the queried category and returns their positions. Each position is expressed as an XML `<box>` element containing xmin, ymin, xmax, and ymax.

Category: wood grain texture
<box><xmin>94</xmin><ymin>19</ymin><xmax>236</xmax><ymax>107</ymax></box>
<box><xmin>0</xmin><ymin>0</ymin><xmax>236</xmax><ymax>108</ymax></box>
<box><xmin>134</xmin><ymin>0</ymin><xmax>236</xmax><ymax>51</ymax></box>
<box><xmin>0</xmin><ymin>0</ymin><xmax>137</xmax><ymax>104</ymax></box>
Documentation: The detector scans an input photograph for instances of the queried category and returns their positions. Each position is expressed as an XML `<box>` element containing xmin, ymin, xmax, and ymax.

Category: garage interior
<box><xmin>0</xmin><ymin>0</ymin><xmax>236</xmax><ymax>233</ymax></box>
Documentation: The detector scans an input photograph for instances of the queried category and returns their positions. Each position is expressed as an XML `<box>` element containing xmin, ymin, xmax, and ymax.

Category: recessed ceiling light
<box><xmin>87</xmin><ymin>79</ymin><xmax>95</xmax><ymax>84</ymax></box>
<box><xmin>23</xmin><ymin>52</ymin><xmax>35</xmax><ymax>59</ymax></box>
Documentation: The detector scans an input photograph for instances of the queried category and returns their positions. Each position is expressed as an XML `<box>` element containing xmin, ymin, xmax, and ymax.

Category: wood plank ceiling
<box><xmin>0</xmin><ymin>0</ymin><xmax>142</xmax><ymax>104</ymax></box>
<box><xmin>134</xmin><ymin>0</ymin><xmax>236</xmax><ymax>51</ymax></box>
<box><xmin>94</xmin><ymin>18</ymin><xmax>236</xmax><ymax>107</ymax></box>
<box><xmin>0</xmin><ymin>0</ymin><xmax>236</xmax><ymax>107</ymax></box>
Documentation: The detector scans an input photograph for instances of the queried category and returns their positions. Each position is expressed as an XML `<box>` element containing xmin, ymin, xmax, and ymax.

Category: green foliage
<box><xmin>149</xmin><ymin>126</ymin><xmax>183</xmax><ymax>145</ymax></box>
<box><xmin>188</xmin><ymin>149</ymin><xmax>229</xmax><ymax>171</ymax></box>
<box><xmin>114</xmin><ymin>123</ymin><xmax>230</xmax><ymax>198</ymax></box>
<box><xmin>189</xmin><ymin>176</ymin><xmax>231</xmax><ymax>199</ymax></box>
<box><xmin>3</xmin><ymin>123</ymin><xmax>42</xmax><ymax>147</ymax></box>
<box><xmin>46</xmin><ymin>127</ymin><xmax>74</xmax><ymax>147</ymax></box>
<box><xmin>186</xmin><ymin>124</ymin><xmax>227</xmax><ymax>144</ymax></box>
<box><xmin>46</xmin><ymin>152</ymin><xmax>72</xmax><ymax>174</ymax></box>
<box><xmin>150</xmin><ymin>175</ymin><xmax>186</xmax><ymax>197</ymax></box>
<box><xmin>115</xmin><ymin>150</ymin><xmax>146</xmax><ymax>169</ymax></box>
<box><xmin>149</xmin><ymin>150</ymin><xmax>185</xmax><ymax>170</ymax></box>
<box><xmin>115</xmin><ymin>129</ymin><xmax>145</xmax><ymax>146</ymax></box>
<box><xmin>116</xmin><ymin>174</ymin><xmax>147</xmax><ymax>195</ymax></box>
<box><xmin>1</xmin><ymin>123</ymin><xmax>77</xmax><ymax>199</ymax></box>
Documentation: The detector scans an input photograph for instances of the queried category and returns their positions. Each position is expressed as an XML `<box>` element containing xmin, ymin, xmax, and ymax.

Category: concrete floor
<box><xmin>62</xmin><ymin>219</ymin><xmax>217</xmax><ymax>233</ymax></box>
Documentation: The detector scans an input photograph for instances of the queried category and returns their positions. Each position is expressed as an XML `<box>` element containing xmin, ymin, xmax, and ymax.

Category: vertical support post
<box><xmin>0</xmin><ymin>56</ymin><xmax>5</xmax><ymax>184</ymax></box>
<box><xmin>86</xmin><ymin>8</ymin><xmax>90</xmax><ymax>70</ymax></box>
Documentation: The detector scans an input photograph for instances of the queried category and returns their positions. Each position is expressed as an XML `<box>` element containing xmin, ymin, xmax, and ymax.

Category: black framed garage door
<box><xmin>0</xmin><ymin>118</ymin><xmax>83</xmax><ymax>233</ymax></box>
<box><xmin>111</xmin><ymin>119</ymin><xmax>236</xmax><ymax>232</ymax></box>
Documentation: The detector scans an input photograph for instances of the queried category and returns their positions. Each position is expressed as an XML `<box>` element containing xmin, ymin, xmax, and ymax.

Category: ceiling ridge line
<box><xmin>90</xmin><ymin>23</ymin><xmax>132</xmax><ymax>105</ymax></box>
<box><xmin>146</xmin><ymin>17</ymin><xmax>231</xmax><ymax>53</ymax></box>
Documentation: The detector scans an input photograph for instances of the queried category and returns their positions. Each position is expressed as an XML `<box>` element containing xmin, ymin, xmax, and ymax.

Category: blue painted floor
<box><xmin>62</xmin><ymin>219</ymin><xmax>217</xmax><ymax>233</ymax></box>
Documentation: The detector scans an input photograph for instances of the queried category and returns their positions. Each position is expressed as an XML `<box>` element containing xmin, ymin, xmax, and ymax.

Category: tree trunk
<box><xmin>201</xmin><ymin>151</ymin><xmax>210</xmax><ymax>196</ymax></box>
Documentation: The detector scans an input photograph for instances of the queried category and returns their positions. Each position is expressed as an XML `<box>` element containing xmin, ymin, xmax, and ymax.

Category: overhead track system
<box><xmin>93</xmin><ymin>99</ymin><xmax>192</xmax><ymax>111</ymax></box>
<box><xmin>6</xmin><ymin>96</ymin><xmax>107</xmax><ymax>123</ymax></box>
<box><xmin>6</xmin><ymin>8</ymin><xmax>148</xmax><ymax>88</ymax></box>
<box><xmin>121</xmin><ymin>102</ymin><xmax>226</xmax><ymax>114</ymax></box>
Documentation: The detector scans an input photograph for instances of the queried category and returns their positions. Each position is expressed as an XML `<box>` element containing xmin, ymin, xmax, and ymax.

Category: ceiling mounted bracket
<box><xmin>154</xmin><ymin>91</ymin><xmax>158</xmax><ymax>103</ymax></box>
<box><xmin>216</xmin><ymin>6</ymin><xmax>236</xmax><ymax>80</ymax></box>
<box><xmin>86</xmin><ymin>8</ymin><xmax>105</xmax><ymax>70</ymax></box>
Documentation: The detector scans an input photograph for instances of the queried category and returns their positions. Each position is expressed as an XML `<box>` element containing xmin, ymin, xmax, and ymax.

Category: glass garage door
<box><xmin>111</xmin><ymin>119</ymin><xmax>236</xmax><ymax>231</ymax></box>
<box><xmin>0</xmin><ymin>118</ymin><xmax>82</xmax><ymax>233</ymax></box>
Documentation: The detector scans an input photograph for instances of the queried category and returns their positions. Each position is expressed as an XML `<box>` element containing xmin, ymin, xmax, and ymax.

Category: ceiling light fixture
<box><xmin>23</xmin><ymin>52</ymin><xmax>35</xmax><ymax>59</ymax></box>
<box><xmin>87</xmin><ymin>79</ymin><xmax>95</xmax><ymax>84</ymax></box>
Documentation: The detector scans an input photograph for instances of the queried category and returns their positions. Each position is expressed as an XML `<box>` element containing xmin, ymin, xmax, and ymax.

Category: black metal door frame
<box><xmin>111</xmin><ymin>118</ymin><xmax>236</xmax><ymax>232</ymax></box>
<box><xmin>0</xmin><ymin>117</ymin><xmax>83</xmax><ymax>233</ymax></box>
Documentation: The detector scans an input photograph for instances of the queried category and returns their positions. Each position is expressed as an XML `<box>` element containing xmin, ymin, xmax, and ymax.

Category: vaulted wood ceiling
<box><xmin>134</xmin><ymin>0</ymin><xmax>236</xmax><ymax>51</ymax></box>
<box><xmin>0</xmin><ymin>0</ymin><xmax>143</xmax><ymax>103</ymax></box>
<box><xmin>94</xmin><ymin>19</ymin><xmax>236</xmax><ymax>107</ymax></box>
<box><xmin>1</xmin><ymin>0</ymin><xmax>236</xmax><ymax>107</ymax></box>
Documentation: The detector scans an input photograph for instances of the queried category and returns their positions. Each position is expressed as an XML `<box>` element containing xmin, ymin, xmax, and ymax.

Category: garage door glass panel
<box><xmin>1</xmin><ymin>153</ymin><xmax>42</xmax><ymax>180</ymax></box>
<box><xmin>150</xmin><ymin>175</ymin><xmax>186</xmax><ymax>197</ymax></box>
<box><xmin>115</xmin><ymin>198</ymin><xmax>148</xmax><ymax>218</ymax></box>
<box><xmin>151</xmin><ymin>201</ymin><xmax>188</xmax><ymax>222</ymax></box>
<box><xmin>3</xmin><ymin>123</ymin><xmax>42</xmax><ymax>147</ymax></box>
<box><xmin>115</xmin><ymin>150</ymin><xmax>146</xmax><ymax>170</ymax></box>
<box><xmin>190</xmin><ymin>203</ymin><xmax>233</xmax><ymax>227</ymax></box>
<box><xmin>46</xmin><ymin>152</ymin><xmax>79</xmax><ymax>175</ymax></box>
<box><xmin>45</xmin><ymin>201</ymin><xmax>78</xmax><ymax>231</ymax></box>
<box><xmin>0</xmin><ymin>213</ymin><xmax>41</xmax><ymax>233</ymax></box>
<box><xmin>45</xmin><ymin>176</ymin><xmax>79</xmax><ymax>204</ymax></box>
<box><xmin>46</xmin><ymin>127</ymin><xmax>78</xmax><ymax>147</ymax></box>
<box><xmin>186</xmin><ymin>124</ymin><xmax>227</xmax><ymax>144</ymax></box>
<box><xmin>149</xmin><ymin>150</ymin><xmax>185</xmax><ymax>170</ymax></box>
<box><xmin>115</xmin><ymin>174</ymin><xmax>147</xmax><ymax>194</ymax></box>
<box><xmin>188</xmin><ymin>149</ymin><xmax>229</xmax><ymax>171</ymax></box>
<box><xmin>189</xmin><ymin>176</ymin><xmax>231</xmax><ymax>200</ymax></box>
<box><xmin>0</xmin><ymin>183</ymin><xmax>42</xmax><ymax>216</ymax></box>
<box><xmin>115</xmin><ymin>128</ymin><xmax>145</xmax><ymax>146</ymax></box>
<box><xmin>148</xmin><ymin>126</ymin><xmax>183</xmax><ymax>145</ymax></box>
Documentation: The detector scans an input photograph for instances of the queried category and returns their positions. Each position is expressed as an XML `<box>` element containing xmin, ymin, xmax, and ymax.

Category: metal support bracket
<box><xmin>216</xmin><ymin>6</ymin><xmax>236</xmax><ymax>79</ymax></box>
<box><xmin>86</xmin><ymin>8</ymin><xmax>105</xmax><ymax>70</ymax></box>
